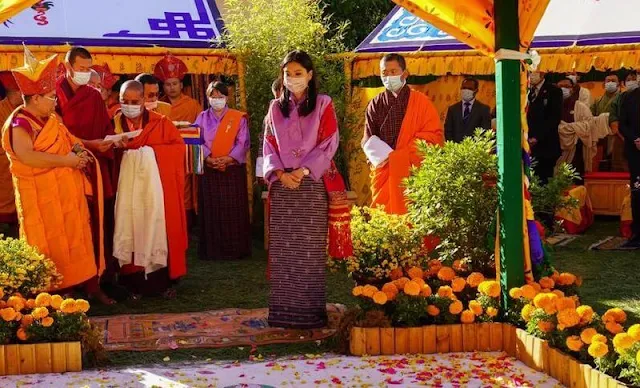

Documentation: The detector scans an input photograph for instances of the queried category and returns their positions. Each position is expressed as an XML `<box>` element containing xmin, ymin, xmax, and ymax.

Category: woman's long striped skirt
<box><xmin>267</xmin><ymin>176</ymin><xmax>328</xmax><ymax>329</ymax></box>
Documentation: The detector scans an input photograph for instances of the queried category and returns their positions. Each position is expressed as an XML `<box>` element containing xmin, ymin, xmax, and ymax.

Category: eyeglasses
<box><xmin>44</xmin><ymin>95</ymin><xmax>57</xmax><ymax>103</ymax></box>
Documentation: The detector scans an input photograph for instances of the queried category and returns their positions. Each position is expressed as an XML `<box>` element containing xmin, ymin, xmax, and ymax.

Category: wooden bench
<box><xmin>583</xmin><ymin>172</ymin><xmax>630</xmax><ymax>216</ymax></box>
<box><xmin>261</xmin><ymin>190</ymin><xmax>357</xmax><ymax>250</ymax></box>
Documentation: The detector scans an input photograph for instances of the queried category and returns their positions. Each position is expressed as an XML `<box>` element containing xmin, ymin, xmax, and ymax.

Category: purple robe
<box><xmin>194</xmin><ymin>107</ymin><xmax>250</xmax><ymax>163</ymax></box>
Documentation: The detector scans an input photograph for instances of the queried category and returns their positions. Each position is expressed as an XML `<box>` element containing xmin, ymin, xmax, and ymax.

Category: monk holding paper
<box><xmin>362</xmin><ymin>53</ymin><xmax>443</xmax><ymax>215</ymax></box>
<box><xmin>0</xmin><ymin>71</ymin><xmax>22</xmax><ymax>237</ymax></box>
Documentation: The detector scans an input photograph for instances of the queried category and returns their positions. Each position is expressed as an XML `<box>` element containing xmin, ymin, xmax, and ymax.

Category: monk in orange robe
<box><xmin>0</xmin><ymin>71</ymin><xmax>22</xmax><ymax>237</ymax></box>
<box><xmin>1</xmin><ymin>47</ymin><xmax>104</xmax><ymax>291</ymax></box>
<box><xmin>113</xmin><ymin>80</ymin><xmax>187</xmax><ymax>298</ymax></box>
<box><xmin>154</xmin><ymin>55</ymin><xmax>202</xmax><ymax>227</ymax></box>
<box><xmin>363</xmin><ymin>53</ymin><xmax>443</xmax><ymax>215</ymax></box>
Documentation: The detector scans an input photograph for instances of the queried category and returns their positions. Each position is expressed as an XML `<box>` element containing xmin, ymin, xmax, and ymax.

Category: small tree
<box><xmin>404</xmin><ymin>130</ymin><xmax>498</xmax><ymax>274</ymax></box>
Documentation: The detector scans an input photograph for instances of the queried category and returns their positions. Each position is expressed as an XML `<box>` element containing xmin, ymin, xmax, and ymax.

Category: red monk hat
<box><xmin>11</xmin><ymin>45</ymin><xmax>58</xmax><ymax>96</ymax></box>
<box><xmin>0</xmin><ymin>71</ymin><xmax>19</xmax><ymax>91</ymax></box>
<box><xmin>154</xmin><ymin>54</ymin><xmax>188</xmax><ymax>82</ymax></box>
<box><xmin>91</xmin><ymin>63</ymin><xmax>118</xmax><ymax>89</ymax></box>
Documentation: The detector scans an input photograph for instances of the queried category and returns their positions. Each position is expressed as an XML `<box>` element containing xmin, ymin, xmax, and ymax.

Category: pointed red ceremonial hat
<box><xmin>0</xmin><ymin>71</ymin><xmax>19</xmax><ymax>91</ymax></box>
<box><xmin>12</xmin><ymin>45</ymin><xmax>58</xmax><ymax>96</ymax></box>
<box><xmin>91</xmin><ymin>63</ymin><xmax>118</xmax><ymax>89</ymax></box>
<box><xmin>154</xmin><ymin>55</ymin><xmax>188</xmax><ymax>82</ymax></box>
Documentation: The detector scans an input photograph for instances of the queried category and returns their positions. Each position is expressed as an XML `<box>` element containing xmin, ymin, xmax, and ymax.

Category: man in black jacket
<box><xmin>444</xmin><ymin>78</ymin><xmax>492</xmax><ymax>143</ymax></box>
<box><xmin>618</xmin><ymin>86</ymin><xmax>640</xmax><ymax>248</ymax></box>
<box><xmin>526</xmin><ymin>71</ymin><xmax>563</xmax><ymax>185</ymax></box>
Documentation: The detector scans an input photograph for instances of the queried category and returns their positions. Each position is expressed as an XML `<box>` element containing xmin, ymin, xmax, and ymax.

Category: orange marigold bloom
<box><xmin>552</xmin><ymin>290</ymin><xmax>565</xmax><ymax>298</ymax></box>
<box><xmin>437</xmin><ymin>286</ymin><xmax>453</xmax><ymax>299</ymax></box>
<box><xmin>60</xmin><ymin>299</ymin><xmax>77</xmax><ymax>314</ymax></box>
<box><xmin>576</xmin><ymin>305</ymin><xmax>594</xmax><ymax>324</ymax></box>
<box><xmin>580</xmin><ymin>328</ymin><xmax>598</xmax><ymax>344</ymax></box>
<box><xmin>606</xmin><ymin>321</ymin><xmax>624</xmax><ymax>335</ymax></box>
<box><xmin>404</xmin><ymin>281</ymin><xmax>421</xmax><ymax>296</ymax></box>
<box><xmin>449</xmin><ymin>300</ymin><xmax>463</xmax><ymax>315</ymax></box>
<box><xmin>539</xmin><ymin>277</ymin><xmax>555</xmax><ymax>290</ymax></box>
<box><xmin>537</xmin><ymin>321</ymin><xmax>555</xmax><ymax>333</ymax></box>
<box><xmin>0</xmin><ymin>289</ymin><xmax>3</xmax><ymax>299</ymax></box>
<box><xmin>551</xmin><ymin>270</ymin><xmax>560</xmax><ymax>281</ymax></box>
<box><xmin>478</xmin><ymin>281</ymin><xmax>500</xmax><ymax>298</ymax></box>
<box><xmin>509</xmin><ymin>287</ymin><xmax>523</xmax><ymax>299</ymax></box>
<box><xmin>35</xmin><ymin>293</ymin><xmax>52</xmax><ymax>308</ymax></box>
<box><xmin>352</xmin><ymin>286</ymin><xmax>364</xmax><ymax>297</ymax></box>
<box><xmin>611</xmin><ymin>308</ymin><xmax>627</xmax><ymax>323</ymax></box>
<box><xmin>427</xmin><ymin>305</ymin><xmax>440</xmax><ymax>316</ymax></box>
<box><xmin>31</xmin><ymin>307</ymin><xmax>49</xmax><ymax>320</ymax></box>
<box><xmin>407</xmin><ymin>266</ymin><xmax>424</xmax><ymax>280</ymax></box>
<box><xmin>575</xmin><ymin>276</ymin><xmax>583</xmax><ymax>287</ymax></box>
<box><xmin>7</xmin><ymin>296</ymin><xmax>25</xmax><ymax>312</ymax></box>
<box><xmin>420</xmin><ymin>284</ymin><xmax>433</xmax><ymax>297</ymax></box>
<box><xmin>50</xmin><ymin>295</ymin><xmax>63</xmax><ymax>310</ymax></box>
<box><xmin>555</xmin><ymin>297</ymin><xmax>576</xmax><ymax>312</ymax></box>
<box><xmin>486</xmin><ymin>307</ymin><xmax>498</xmax><ymax>318</ymax></box>
<box><xmin>41</xmin><ymin>317</ymin><xmax>54</xmax><ymax>328</ymax></box>
<box><xmin>373</xmin><ymin>291</ymin><xmax>388</xmax><ymax>305</ymax></box>
<box><xmin>437</xmin><ymin>267</ymin><xmax>456</xmax><ymax>282</ymax></box>
<box><xmin>362</xmin><ymin>285</ymin><xmax>378</xmax><ymax>298</ymax></box>
<box><xmin>389</xmin><ymin>267</ymin><xmax>404</xmax><ymax>281</ymax></box>
<box><xmin>393</xmin><ymin>277</ymin><xmax>410</xmax><ymax>290</ymax></box>
<box><xmin>588</xmin><ymin>342</ymin><xmax>608</xmax><ymax>358</ymax></box>
<box><xmin>521</xmin><ymin>304</ymin><xmax>536</xmax><ymax>322</ymax></box>
<box><xmin>469</xmin><ymin>300</ymin><xmax>483</xmax><ymax>316</ymax></box>
<box><xmin>592</xmin><ymin>334</ymin><xmax>608</xmax><ymax>344</ymax></box>
<box><xmin>461</xmin><ymin>310</ymin><xmax>475</xmax><ymax>324</ymax></box>
<box><xmin>627</xmin><ymin>324</ymin><xmax>640</xmax><ymax>341</ymax></box>
<box><xmin>533</xmin><ymin>293</ymin><xmax>550</xmax><ymax>309</ymax></box>
<box><xmin>412</xmin><ymin>277</ymin><xmax>426</xmax><ymax>289</ymax></box>
<box><xmin>530</xmin><ymin>282</ymin><xmax>542</xmax><ymax>292</ymax></box>
<box><xmin>557</xmin><ymin>309</ymin><xmax>581</xmax><ymax>329</ymax></box>
<box><xmin>520</xmin><ymin>285</ymin><xmax>537</xmax><ymax>300</ymax></box>
<box><xmin>0</xmin><ymin>307</ymin><xmax>17</xmax><ymax>322</ymax></box>
<box><xmin>20</xmin><ymin>314</ymin><xmax>34</xmax><ymax>327</ymax></box>
<box><xmin>451</xmin><ymin>277</ymin><xmax>466</xmax><ymax>293</ymax></box>
<box><xmin>613</xmin><ymin>333</ymin><xmax>636</xmax><ymax>352</ymax></box>
<box><xmin>466</xmin><ymin>272</ymin><xmax>485</xmax><ymax>288</ymax></box>
<box><xmin>14</xmin><ymin>312</ymin><xmax>22</xmax><ymax>322</ymax></box>
<box><xmin>557</xmin><ymin>272</ymin><xmax>577</xmax><ymax>286</ymax></box>
<box><xmin>16</xmin><ymin>328</ymin><xmax>28</xmax><ymax>341</ymax></box>
<box><xmin>566</xmin><ymin>336</ymin><xmax>584</xmax><ymax>352</ymax></box>
<box><xmin>381</xmin><ymin>283</ymin><xmax>399</xmax><ymax>299</ymax></box>
<box><xmin>452</xmin><ymin>259</ymin><xmax>468</xmax><ymax>272</ymax></box>
<box><xmin>25</xmin><ymin>299</ymin><xmax>36</xmax><ymax>310</ymax></box>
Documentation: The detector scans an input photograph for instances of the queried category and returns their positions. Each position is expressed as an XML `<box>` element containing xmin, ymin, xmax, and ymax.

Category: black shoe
<box><xmin>620</xmin><ymin>237</ymin><xmax>640</xmax><ymax>249</ymax></box>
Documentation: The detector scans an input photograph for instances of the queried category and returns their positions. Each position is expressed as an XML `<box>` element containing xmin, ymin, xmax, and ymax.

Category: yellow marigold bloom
<box><xmin>461</xmin><ymin>310</ymin><xmax>475</xmax><ymax>324</ymax></box>
<box><xmin>437</xmin><ymin>286</ymin><xmax>453</xmax><ymax>299</ymax></box>
<box><xmin>25</xmin><ymin>299</ymin><xmax>36</xmax><ymax>310</ymax></box>
<box><xmin>389</xmin><ymin>267</ymin><xmax>404</xmax><ymax>281</ymax></box>
<box><xmin>451</xmin><ymin>277</ymin><xmax>466</xmax><ymax>293</ymax></box>
<box><xmin>613</xmin><ymin>333</ymin><xmax>636</xmax><ymax>352</ymax></box>
<box><xmin>581</xmin><ymin>328</ymin><xmax>598</xmax><ymax>344</ymax></box>
<box><xmin>539</xmin><ymin>277</ymin><xmax>555</xmax><ymax>290</ymax></box>
<box><xmin>407</xmin><ymin>266</ymin><xmax>424</xmax><ymax>280</ymax></box>
<box><xmin>60</xmin><ymin>299</ymin><xmax>77</xmax><ymax>314</ymax></box>
<box><xmin>362</xmin><ymin>285</ymin><xmax>378</xmax><ymax>298</ymax></box>
<box><xmin>16</xmin><ymin>327</ymin><xmax>28</xmax><ymax>341</ymax></box>
<box><xmin>437</xmin><ymin>267</ymin><xmax>456</xmax><ymax>282</ymax></box>
<box><xmin>557</xmin><ymin>272</ymin><xmax>577</xmax><ymax>286</ymax></box>
<box><xmin>478</xmin><ymin>281</ymin><xmax>500</xmax><ymax>298</ymax></box>
<box><xmin>466</xmin><ymin>272</ymin><xmax>485</xmax><ymax>288</ymax></box>
<box><xmin>566</xmin><ymin>336</ymin><xmax>584</xmax><ymax>352</ymax></box>
<box><xmin>551</xmin><ymin>290</ymin><xmax>565</xmax><ymax>298</ymax></box>
<box><xmin>537</xmin><ymin>321</ymin><xmax>555</xmax><ymax>333</ymax></box>
<box><xmin>35</xmin><ymin>293</ymin><xmax>52</xmax><ymax>308</ymax></box>
<box><xmin>557</xmin><ymin>309</ymin><xmax>581</xmax><ymax>329</ymax></box>
<box><xmin>7</xmin><ymin>296</ymin><xmax>25</xmax><ymax>312</ymax></box>
<box><xmin>521</xmin><ymin>304</ymin><xmax>536</xmax><ymax>322</ymax></box>
<box><xmin>606</xmin><ymin>321</ymin><xmax>624</xmax><ymax>335</ymax></box>
<box><xmin>393</xmin><ymin>277</ymin><xmax>410</xmax><ymax>290</ymax></box>
<box><xmin>41</xmin><ymin>316</ymin><xmax>54</xmax><ymax>327</ymax></box>
<box><xmin>520</xmin><ymin>285</ymin><xmax>537</xmax><ymax>300</ymax></box>
<box><xmin>469</xmin><ymin>300</ymin><xmax>483</xmax><ymax>316</ymax></box>
<box><xmin>20</xmin><ymin>314</ymin><xmax>34</xmax><ymax>327</ymax></box>
<box><xmin>420</xmin><ymin>284</ymin><xmax>433</xmax><ymax>297</ymax></box>
<box><xmin>373</xmin><ymin>291</ymin><xmax>388</xmax><ymax>305</ymax></box>
<box><xmin>31</xmin><ymin>307</ymin><xmax>49</xmax><ymax>320</ymax></box>
<box><xmin>627</xmin><ymin>324</ymin><xmax>640</xmax><ymax>341</ymax></box>
<box><xmin>486</xmin><ymin>307</ymin><xmax>498</xmax><ymax>318</ymax></box>
<box><xmin>352</xmin><ymin>286</ymin><xmax>364</xmax><ymax>297</ymax></box>
<box><xmin>555</xmin><ymin>297</ymin><xmax>576</xmax><ymax>312</ymax></box>
<box><xmin>449</xmin><ymin>300</ymin><xmax>463</xmax><ymax>315</ymax></box>
<box><xmin>427</xmin><ymin>305</ymin><xmax>440</xmax><ymax>316</ymax></box>
<box><xmin>592</xmin><ymin>334</ymin><xmax>608</xmax><ymax>344</ymax></box>
<box><xmin>0</xmin><ymin>307</ymin><xmax>17</xmax><ymax>322</ymax></box>
<box><xmin>533</xmin><ymin>293</ymin><xmax>550</xmax><ymax>309</ymax></box>
<box><xmin>509</xmin><ymin>287</ymin><xmax>523</xmax><ymax>299</ymax></box>
<box><xmin>75</xmin><ymin>299</ymin><xmax>90</xmax><ymax>314</ymax></box>
<box><xmin>576</xmin><ymin>306</ymin><xmax>594</xmax><ymax>324</ymax></box>
<box><xmin>588</xmin><ymin>342</ymin><xmax>609</xmax><ymax>358</ymax></box>
<box><xmin>50</xmin><ymin>295</ymin><xmax>63</xmax><ymax>310</ymax></box>
<box><xmin>404</xmin><ymin>281</ymin><xmax>421</xmax><ymax>296</ymax></box>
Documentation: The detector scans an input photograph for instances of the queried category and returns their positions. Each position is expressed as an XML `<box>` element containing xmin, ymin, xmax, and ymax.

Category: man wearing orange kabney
<box><xmin>1</xmin><ymin>46</ymin><xmax>103</xmax><ymax>291</ymax></box>
<box><xmin>362</xmin><ymin>53</ymin><xmax>444</xmax><ymax>215</ymax></box>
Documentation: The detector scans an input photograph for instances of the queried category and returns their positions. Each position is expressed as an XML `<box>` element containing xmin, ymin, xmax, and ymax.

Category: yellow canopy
<box><xmin>0</xmin><ymin>0</ymin><xmax>39</xmax><ymax>24</ymax></box>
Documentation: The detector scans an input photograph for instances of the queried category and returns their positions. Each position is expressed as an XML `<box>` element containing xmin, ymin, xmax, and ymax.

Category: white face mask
<box><xmin>208</xmin><ymin>97</ymin><xmax>227</xmax><ymax>111</ymax></box>
<box><xmin>626</xmin><ymin>80</ymin><xmax>639</xmax><ymax>91</ymax></box>
<box><xmin>381</xmin><ymin>75</ymin><xmax>404</xmax><ymax>93</ymax></box>
<box><xmin>283</xmin><ymin>76</ymin><xmax>309</xmax><ymax>95</ymax></box>
<box><xmin>529</xmin><ymin>73</ymin><xmax>542</xmax><ymax>86</ymax></box>
<box><xmin>567</xmin><ymin>75</ymin><xmax>578</xmax><ymax>85</ymax></box>
<box><xmin>144</xmin><ymin>101</ymin><xmax>158</xmax><ymax>110</ymax></box>
<box><xmin>605</xmin><ymin>82</ymin><xmax>618</xmax><ymax>94</ymax></box>
<box><xmin>461</xmin><ymin>89</ymin><xmax>475</xmax><ymax>102</ymax></box>
<box><xmin>72</xmin><ymin>71</ymin><xmax>91</xmax><ymax>86</ymax></box>
<box><xmin>561</xmin><ymin>87</ymin><xmax>572</xmax><ymax>100</ymax></box>
<box><xmin>121</xmin><ymin>104</ymin><xmax>143</xmax><ymax>119</ymax></box>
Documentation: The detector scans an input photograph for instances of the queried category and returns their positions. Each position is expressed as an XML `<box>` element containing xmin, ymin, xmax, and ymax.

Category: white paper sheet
<box><xmin>363</xmin><ymin>135</ymin><xmax>393</xmax><ymax>168</ymax></box>
<box><xmin>104</xmin><ymin>130</ymin><xmax>142</xmax><ymax>142</ymax></box>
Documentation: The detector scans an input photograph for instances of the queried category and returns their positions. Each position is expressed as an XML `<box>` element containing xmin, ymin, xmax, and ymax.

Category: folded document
<box><xmin>105</xmin><ymin>130</ymin><xmax>142</xmax><ymax>142</ymax></box>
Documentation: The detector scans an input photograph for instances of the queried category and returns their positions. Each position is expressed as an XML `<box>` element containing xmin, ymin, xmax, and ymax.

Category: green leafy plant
<box><xmin>405</xmin><ymin>130</ymin><xmax>498</xmax><ymax>274</ymax></box>
<box><xmin>528</xmin><ymin>162</ymin><xmax>579</xmax><ymax>231</ymax></box>
<box><xmin>0</xmin><ymin>236</ymin><xmax>62</xmax><ymax>296</ymax></box>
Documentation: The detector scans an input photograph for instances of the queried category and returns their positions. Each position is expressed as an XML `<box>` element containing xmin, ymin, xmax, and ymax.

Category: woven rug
<box><xmin>589</xmin><ymin>236</ymin><xmax>637</xmax><ymax>251</ymax></box>
<box><xmin>546</xmin><ymin>233</ymin><xmax>578</xmax><ymax>247</ymax></box>
<box><xmin>92</xmin><ymin>304</ymin><xmax>345</xmax><ymax>352</ymax></box>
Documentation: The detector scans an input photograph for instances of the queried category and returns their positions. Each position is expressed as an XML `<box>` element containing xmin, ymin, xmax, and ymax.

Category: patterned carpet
<box><xmin>91</xmin><ymin>304</ymin><xmax>345</xmax><ymax>352</ymax></box>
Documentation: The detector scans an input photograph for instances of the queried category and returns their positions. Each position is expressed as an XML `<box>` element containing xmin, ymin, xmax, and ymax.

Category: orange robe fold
<box><xmin>1</xmin><ymin>110</ymin><xmax>102</xmax><ymax>290</ymax></box>
<box><xmin>371</xmin><ymin>90</ymin><xmax>444</xmax><ymax>214</ymax></box>
<box><xmin>0</xmin><ymin>98</ymin><xmax>17</xmax><ymax>222</ymax></box>
<box><xmin>119</xmin><ymin>111</ymin><xmax>188</xmax><ymax>279</ymax></box>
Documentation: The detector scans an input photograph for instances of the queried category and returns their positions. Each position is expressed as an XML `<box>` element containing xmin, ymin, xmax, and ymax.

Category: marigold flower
<box><xmin>452</xmin><ymin>259</ymin><xmax>468</xmax><ymax>273</ymax></box>
<box><xmin>557</xmin><ymin>272</ymin><xmax>577</xmax><ymax>286</ymax></box>
<box><xmin>611</xmin><ymin>308</ymin><xmax>627</xmax><ymax>323</ymax></box>
<box><xmin>352</xmin><ymin>286</ymin><xmax>364</xmax><ymax>297</ymax></box>
<box><xmin>60</xmin><ymin>299</ymin><xmax>77</xmax><ymax>314</ymax></box>
<box><xmin>50</xmin><ymin>295</ymin><xmax>63</xmax><ymax>310</ymax></box>
<box><xmin>25</xmin><ymin>299</ymin><xmax>36</xmax><ymax>310</ymax></box>
<box><xmin>420</xmin><ymin>284</ymin><xmax>432</xmax><ymax>297</ymax></box>
<box><xmin>627</xmin><ymin>324</ymin><xmax>640</xmax><ymax>341</ymax></box>
<box><xmin>16</xmin><ymin>328</ymin><xmax>28</xmax><ymax>341</ymax></box>
<box><xmin>566</xmin><ymin>336</ymin><xmax>584</xmax><ymax>352</ymax></box>
<box><xmin>427</xmin><ymin>305</ymin><xmax>440</xmax><ymax>316</ymax></box>
<box><xmin>7</xmin><ymin>296</ymin><xmax>25</xmax><ymax>312</ymax></box>
<box><xmin>20</xmin><ymin>313</ymin><xmax>34</xmax><ymax>327</ymax></box>
<box><xmin>404</xmin><ymin>281</ymin><xmax>421</xmax><ymax>296</ymax></box>
<box><xmin>509</xmin><ymin>287</ymin><xmax>523</xmax><ymax>299</ymax></box>
<box><xmin>35</xmin><ymin>293</ymin><xmax>52</xmax><ymax>308</ymax></box>
<box><xmin>407</xmin><ymin>266</ymin><xmax>424</xmax><ymax>280</ymax></box>
<box><xmin>557</xmin><ymin>309</ymin><xmax>581</xmax><ymax>329</ymax></box>
<box><xmin>580</xmin><ymin>328</ymin><xmax>598</xmax><ymax>344</ymax></box>
<box><xmin>539</xmin><ymin>277</ymin><xmax>555</xmax><ymax>290</ymax></box>
<box><xmin>31</xmin><ymin>307</ymin><xmax>49</xmax><ymax>320</ymax></box>
<box><xmin>41</xmin><ymin>316</ymin><xmax>54</xmax><ymax>328</ymax></box>
<box><xmin>537</xmin><ymin>321</ymin><xmax>555</xmax><ymax>333</ymax></box>
<box><xmin>0</xmin><ymin>307</ymin><xmax>17</xmax><ymax>322</ymax></box>
<box><xmin>530</xmin><ymin>282</ymin><xmax>542</xmax><ymax>292</ymax></box>
<box><xmin>555</xmin><ymin>297</ymin><xmax>576</xmax><ymax>312</ymax></box>
<box><xmin>437</xmin><ymin>286</ymin><xmax>453</xmax><ymax>299</ymax></box>
<box><xmin>588</xmin><ymin>342</ymin><xmax>608</xmax><ymax>358</ymax></box>
<box><xmin>389</xmin><ymin>267</ymin><xmax>404</xmax><ymax>281</ymax></box>
<box><xmin>412</xmin><ymin>277</ymin><xmax>426</xmax><ymax>289</ymax></box>
<box><xmin>533</xmin><ymin>293</ymin><xmax>551</xmax><ymax>309</ymax></box>
<box><xmin>451</xmin><ymin>277</ymin><xmax>466</xmax><ymax>293</ymax></box>
<box><xmin>469</xmin><ymin>300</ymin><xmax>483</xmax><ymax>316</ymax></box>
<box><xmin>393</xmin><ymin>277</ymin><xmax>410</xmax><ymax>290</ymax></box>
<box><xmin>466</xmin><ymin>272</ymin><xmax>485</xmax><ymax>288</ymax></box>
<box><xmin>520</xmin><ymin>285</ymin><xmax>537</xmax><ymax>300</ymax></box>
<box><xmin>478</xmin><ymin>281</ymin><xmax>500</xmax><ymax>298</ymax></box>
<box><xmin>576</xmin><ymin>276</ymin><xmax>583</xmax><ymax>287</ymax></box>
<box><xmin>606</xmin><ymin>321</ymin><xmax>624</xmax><ymax>335</ymax></box>
<box><xmin>449</xmin><ymin>300</ymin><xmax>463</xmax><ymax>315</ymax></box>
<box><xmin>551</xmin><ymin>270</ymin><xmax>560</xmax><ymax>282</ymax></box>
<box><xmin>362</xmin><ymin>285</ymin><xmax>378</xmax><ymax>298</ymax></box>
<box><xmin>576</xmin><ymin>305</ymin><xmax>594</xmax><ymax>324</ymax></box>
<box><xmin>486</xmin><ymin>307</ymin><xmax>498</xmax><ymax>318</ymax></box>
<box><xmin>613</xmin><ymin>333</ymin><xmax>636</xmax><ymax>352</ymax></box>
<box><xmin>381</xmin><ymin>283</ymin><xmax>398</xmax><ymax>300</ymax></box>
<box><xmin>592</xmin><ymin>334</ymin><xmax>608</xmax><ymax>344</ymax></box>
<box><xmin>427</xmin><ymin>259</ymin><xmax>443</xmax><ymax>276</ymax></box>
<box><xmin>461</xmin><ymin>310</ymin><xmax>475</xmax><ymax>324</ymax></box>
<box><xmin>437</xmin><ymin>267</ymin><xmax>456</xmax><ymax>282</ymax></box>
<box><xmin>551</xmin><ymin>290</ymin><xmax>565</xmax><ymax>298</ymax></box>
<box><xmin>0</xmin><ymin>289</ymin><xmax>3</xmax><ymax>299</ymax></box>
<box><xmin>373</xmin><ymin>291</ymin><xmax>388</xmax><ymax>305</ymax></box>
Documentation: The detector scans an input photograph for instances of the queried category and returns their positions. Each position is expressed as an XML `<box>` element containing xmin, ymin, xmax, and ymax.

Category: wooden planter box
<box><xmin>584</xmin><ymin>173</ymin><xmax>629</xmax><ymax>216</ymax></box>
<box><xmin>0</xmin><ymin>342</ymin><xmax>82</xmax><ymax>376</ymax></box>
<box><xmin>350</xmin><ymin>323</ymin><xmax>626</xmax><ymax>387</ymax></box>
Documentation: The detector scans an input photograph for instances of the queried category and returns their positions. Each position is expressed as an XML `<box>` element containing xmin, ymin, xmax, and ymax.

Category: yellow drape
<box><xmin>0</xmin><ymin>0</ymin><xmax>39</xmax><ymax>24</ymax></box>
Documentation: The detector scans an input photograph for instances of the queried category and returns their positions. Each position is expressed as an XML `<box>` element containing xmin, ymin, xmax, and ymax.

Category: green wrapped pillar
<box><xmin>494</xmin><ymin>0</ymin><xmax>524</xmax><ymax>307</ymax></box>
